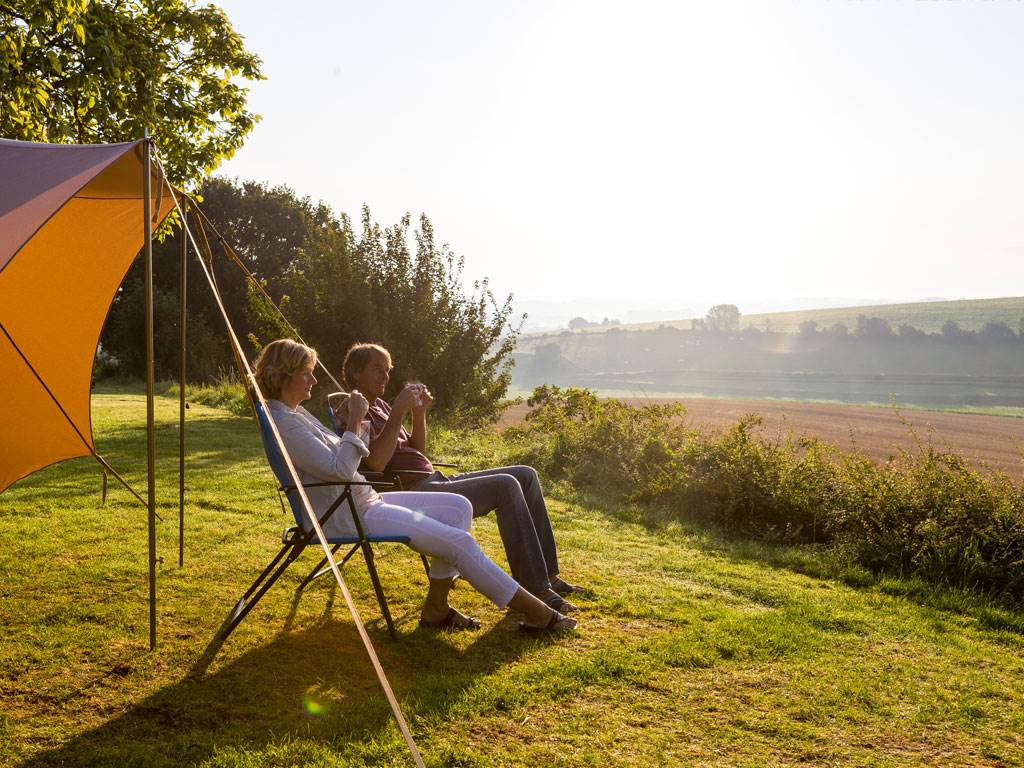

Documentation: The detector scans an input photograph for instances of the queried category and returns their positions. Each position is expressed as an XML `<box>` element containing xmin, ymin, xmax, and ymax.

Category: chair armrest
<box><xmin>282</xmin><ymin>480</ymin><xmax>395</xmax><ymax>491</ymax></box>
<box><xmin>393</xmin><ymin>470</ymin><xmax>433</xmax><ymax>480</ymax></box>
<box><xmin>359</xmin><ymin>471</ymin><xmax>399</xmax><ymax>492</ymax></box>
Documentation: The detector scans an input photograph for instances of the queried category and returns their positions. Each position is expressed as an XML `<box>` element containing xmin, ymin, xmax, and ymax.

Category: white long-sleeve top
<box><xmin>266</xmin><ymin>398</ymin><xmax>381</xmax><ymax>539</ymax></box>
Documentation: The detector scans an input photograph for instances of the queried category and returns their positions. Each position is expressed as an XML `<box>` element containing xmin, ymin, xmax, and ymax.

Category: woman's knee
<box><xmin>450</xmin><ymin>495</ymin><xmax>473</xmax><ymax>530</ymax></box>
<box><xmin>435</xmin><ymin>493</ymin><xmax>472</xmax><ymax>530</ymax></box>
<box><xmin>453</xmin><ymin>493</ymin><xmax>472</xmax><ymax>514</ymax></box>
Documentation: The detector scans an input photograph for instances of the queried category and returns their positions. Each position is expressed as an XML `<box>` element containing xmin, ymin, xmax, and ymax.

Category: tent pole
<box><xmin>178</xmin><ymin>197</ymin><xmax>187</xmax><ymax>569</ymax></box>
<box><xmin>143</xmin><ymin>132</ymin><xmax>157</xmax><ymax>651</ymax></box>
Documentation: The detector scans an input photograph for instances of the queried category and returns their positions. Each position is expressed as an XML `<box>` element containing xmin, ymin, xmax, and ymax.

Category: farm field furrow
<box><xmin>500</xmin><ymin>397</ymin><xmax>1024</xmax><ymax>478</ymax></box>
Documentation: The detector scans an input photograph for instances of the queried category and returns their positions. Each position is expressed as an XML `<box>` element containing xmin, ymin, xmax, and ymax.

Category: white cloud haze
<box><xmin>215</xmin><ymin>0</ymin><xmax>1024</xmax><ymax>316</ymax></box>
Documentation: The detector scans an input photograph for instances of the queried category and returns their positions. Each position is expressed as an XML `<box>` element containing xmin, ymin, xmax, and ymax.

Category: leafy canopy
<box><xmin>0</xmin><ymin>0</ymin><xmax>263</xmax><ymax>185</ymax></box>
<box><xmin>100</xmin><ymin>178</ymin><xmax>521</xmax><ymax>425</ymax></box>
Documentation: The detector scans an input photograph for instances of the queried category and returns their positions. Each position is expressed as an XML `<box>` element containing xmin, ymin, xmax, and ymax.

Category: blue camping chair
<box><xmin>222</xmin><ymin>399</ymin><xmax>425</xmax><ymax>641</ymax></box>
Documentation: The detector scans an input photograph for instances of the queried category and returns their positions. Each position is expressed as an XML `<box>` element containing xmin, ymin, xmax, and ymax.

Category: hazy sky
<box><xmin>214</xmin><ymin>0</ymin><xmax>1024</xmax><ymax>313</ymax></box>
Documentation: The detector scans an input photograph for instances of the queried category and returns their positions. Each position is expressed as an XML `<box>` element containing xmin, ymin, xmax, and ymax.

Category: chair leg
<box><xmin>360</xmin><ymin>541</ymin><xmax>398</xmax><ymax>641</ymax></box>
<box><xmin>222</xmin><ymin>545</ymin><xmax>303</xmax><ymax>641</ymax></box>
<box><xmin>296</xmin><ymin>542</ymin><xmax>345</xmax><ymax>592</ymax></box>
<box><xmin>340</xmin><ymin>542</ymin><xmax>361</xmax><ymax>567</ymax></box>
<box><xmin>301</xmin><ymin>543</ymin><xmax>361</xmax><ymax>589</ymax></box>
<box><xmin>241</xmin><ymin>542</ymin><xmax>294</xmax><ymax>602</ymax></box>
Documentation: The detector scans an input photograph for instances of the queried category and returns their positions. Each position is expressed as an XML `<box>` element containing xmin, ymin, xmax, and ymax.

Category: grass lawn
<box><xmin>1</xmin><ymin>390</ymin><xmax>1023</xmax><ymax>767</ymax></box>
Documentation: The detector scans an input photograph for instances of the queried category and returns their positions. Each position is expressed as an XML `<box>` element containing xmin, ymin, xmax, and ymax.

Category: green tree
<box><xmin>274</xmin><ymin>207</ymin><xmax>521</xmax><ymax>424</ymax></box>
<box><xmin>825</xmin><ymin>321</ymin><xmax>848</xmax><ymax>338</ymax></box>
<box><xmin>941</xmin><ymin>319</ymin><xmax>971</xmax><ymax>342</ymax></box>
<box><xmin>101</xmin><ymin>180</ymin><xmax>521</xmax><ymax>423</ymax></box>
<box><xmin>704</xmin><ymin>303</ymin><xmax>741</xmax><ymax>332</ymax></box>
<box><xmin>0</xmin><ymin>0</ymin><xmax>262</xmax><ymax>185</ymax></box>
<box><xmin>797</xmin><ymin>319</ymin><xmax>818</xmax><ymax>337</ymax></box>
<box><xmin>978</xmin><ymin>321</ymin><xmax>1017</xmax><ymax>344</ymax></box>
<box><xmin>855</xmin><ymin>315</ymin><xmax>893</xmax><ymax>340</ymax></box>
<box><xmin>101</xmin><ymin>178</ymin><xmax>327</xmax><ymax>381</ymax></box>
<box><xmin>897</xmin><ymin>323</ymin><xmax>927</xmax><ymax>341</ymax></box>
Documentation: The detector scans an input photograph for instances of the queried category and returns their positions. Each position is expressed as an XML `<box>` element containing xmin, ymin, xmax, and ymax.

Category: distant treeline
<box><xmin>740</xmin><ymin>315</ymin><xmax>1024</xmax><ymax>343</ymax></box>
<box><xmin>518</xmin><ymin>326</ymin><xmax>1024</xmax><ymax>377</ymax></box>
<box><xmin>540</xmin><ymin>303</ymin><xmax>1024</xmax><ymax>345</ymax></box>
<box><xmin>513</xmin><ymin>304</ymin><xmax>1024</xmax><ymax>405</ymax></box>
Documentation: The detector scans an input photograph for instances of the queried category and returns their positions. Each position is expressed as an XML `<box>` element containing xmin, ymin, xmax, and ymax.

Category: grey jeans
<box><xmin>409</xmin><ymin>465</ymin><xmax>559</xmax><ymax>594</ymax></box>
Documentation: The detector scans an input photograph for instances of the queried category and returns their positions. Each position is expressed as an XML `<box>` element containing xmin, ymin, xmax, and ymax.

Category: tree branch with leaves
<box><xmin>0</xmin><ymin>0</ymin><xmax>263</xmax><ymax>186</ymax></box>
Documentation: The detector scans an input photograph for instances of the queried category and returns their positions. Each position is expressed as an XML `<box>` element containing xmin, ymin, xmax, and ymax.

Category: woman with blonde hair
<box><xmin>253</xmin><ymin>338</ymin><xmax>576</xmax><ymax>632</ymax></box>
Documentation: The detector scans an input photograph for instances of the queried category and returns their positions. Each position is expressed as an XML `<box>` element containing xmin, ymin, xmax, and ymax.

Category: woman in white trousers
<box><xmin>255</xmin><ymin>339</ymin><xmax>577</xmax><ymax>632</ymax></box>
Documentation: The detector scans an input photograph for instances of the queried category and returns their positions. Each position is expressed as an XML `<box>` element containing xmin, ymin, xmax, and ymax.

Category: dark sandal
<box><xmin>418</xmin><ymin>606</ymin><xmax>481</xmax><ymax>630</ymax></box>
<box><xmin>542</xmin><ymin>592</ymin><xmax>578</xmax><ymax>613</ymax></box>
<box><xmin>551</xmin><ymin>576</ymin><xmax>585</xmax><ymax>596</ymax></box>
<box><xmin>519</xmin><ymin>610</ymin><xmax>577</xmax><ymax>634</ymax></box>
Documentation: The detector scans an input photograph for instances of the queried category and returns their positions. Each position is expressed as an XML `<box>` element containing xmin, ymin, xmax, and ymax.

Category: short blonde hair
<box><xmin>254</xmin><ymin>339</ymin><xmax>318</xmax><ymax>400</ymax></box>
<box><xmin>342</xmin><ymin>342</ymin><xmax>391</xmax><ymax>388</ymax></box>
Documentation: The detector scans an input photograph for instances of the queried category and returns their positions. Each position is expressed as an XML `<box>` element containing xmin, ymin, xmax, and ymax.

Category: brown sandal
<box><xmin>519</xmin><ymin>610</ymin><xmax>577</xmax><ymax>634</ymax></box>
<box><xmin>419</xmin><ymin>607</ymin><xmax>481</xmax><ymax>630</ymax></box>
<box><xmin>551</xmin><ymin>576</ymin><xmax>586</xmax><ymax>596</ymax></box>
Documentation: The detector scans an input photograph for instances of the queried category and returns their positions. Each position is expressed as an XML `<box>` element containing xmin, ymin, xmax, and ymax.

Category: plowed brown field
<box><xmin>499</xmin><ymin>398</ymin><xmax>1024</xmax><ymax>478</ymax></box>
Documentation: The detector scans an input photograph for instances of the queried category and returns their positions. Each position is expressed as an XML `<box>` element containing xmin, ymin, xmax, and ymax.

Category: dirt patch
<box><xmin>499</xmin><ymin>398</ymin><xmax>1024</xmax><ymax>478</ymax></box>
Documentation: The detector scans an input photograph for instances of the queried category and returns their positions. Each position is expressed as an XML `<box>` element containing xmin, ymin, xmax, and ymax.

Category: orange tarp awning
<box><xmin>0</xmin><ymin>139</ymin><xmax>175</xmax><ymax>493</ymax></box>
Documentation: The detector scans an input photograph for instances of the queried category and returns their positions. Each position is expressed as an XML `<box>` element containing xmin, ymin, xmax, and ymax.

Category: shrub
<box><xmin>166</xmin><ymin>370</ymin><xmax>251</xmax><ymax>417</ymax></box>
<box><xmin>506</xmin><ymin>386</ymin><xmax>1024</xmax><ymax>601</ymax></box>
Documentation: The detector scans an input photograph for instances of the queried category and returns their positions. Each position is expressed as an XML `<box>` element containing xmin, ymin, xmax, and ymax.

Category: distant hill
<box><xmin>739</xmin><ymin>297</ymin><xmax>1024</xmax><ymax>334</ymax></box>
<box><xmin>526</xmin><ymin>296</ymin><xmax>1024</xmax><ymax>338</ymax></box>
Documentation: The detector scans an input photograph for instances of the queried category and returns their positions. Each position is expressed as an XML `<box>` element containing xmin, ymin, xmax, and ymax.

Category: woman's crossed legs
<box><xmin>363</xmin><ymin>491</ymin><xmax>575</xmax><ymax>631</ymax></box>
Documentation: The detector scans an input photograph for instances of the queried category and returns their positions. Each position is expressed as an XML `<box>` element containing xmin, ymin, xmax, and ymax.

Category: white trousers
<box><xmin>362</xmin><ymin>491</ymin><xmax>519</xmax><ymax>608</ymax></box>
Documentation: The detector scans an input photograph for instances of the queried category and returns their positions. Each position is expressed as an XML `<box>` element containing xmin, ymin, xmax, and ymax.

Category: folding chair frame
<box><xmin>295</xmin><ymin>471</ymin><xmax>432</xmax><ymax>598</ymax></box>
<box><xmin>223</xmin><ymin>478</ymin><xmax>423</xmax><ymax>642</ymax></box>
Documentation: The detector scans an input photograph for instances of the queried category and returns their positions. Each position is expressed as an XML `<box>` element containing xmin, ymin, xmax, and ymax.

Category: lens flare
<box><xmin>302</xmin><ymin>695</ymin><xmax>325</xmax><ymax>717</ymax></box>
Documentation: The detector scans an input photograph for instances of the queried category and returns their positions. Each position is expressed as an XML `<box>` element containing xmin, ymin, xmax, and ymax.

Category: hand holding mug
<box><xmin>345</xmin><ymin>390</ymin><xmax>369</xmax><ymax>432</ymax></box>
<box><xmin>411</xmin><ymin>383</ymin><xmax>433</xmax><ymax>412</ymax></box>
<box><xmin>333</xmin><ymin>395</ymin><xmax>350</xmax><ymax>424</ymax></box>
<box><xmin>393</xmin><ymin>383</ymin><xmax>422</xmax><ymax>414</ymax></box>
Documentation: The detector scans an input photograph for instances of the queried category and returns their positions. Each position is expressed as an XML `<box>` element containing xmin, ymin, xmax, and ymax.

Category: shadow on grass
<box><xmin>17</xmin><ymin>606</ymin><xmax>534</xmax><ymax>768</ymax></box>
<box><xmin>5</xmin><ymin>415</ymin><xmax>266</xmax><ymax>507</ymax></box>
<box><xmin>8</xmin><ymin>400</ymin><xmax>554</xmax><ymax>765</ymax></box>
